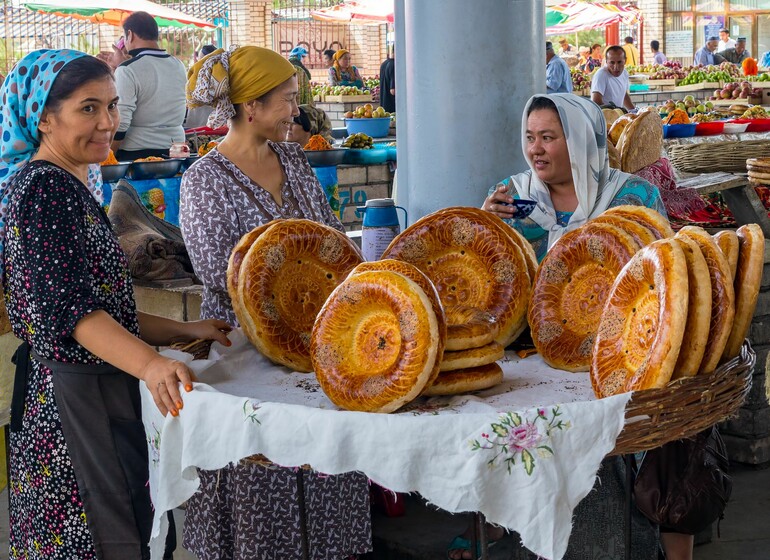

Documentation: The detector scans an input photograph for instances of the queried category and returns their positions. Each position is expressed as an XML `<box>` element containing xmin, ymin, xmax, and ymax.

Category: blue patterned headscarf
<box><xmin>0</xmin><ymin>49</ymin><xmax>105</xmax><ymax>262</ymax></box>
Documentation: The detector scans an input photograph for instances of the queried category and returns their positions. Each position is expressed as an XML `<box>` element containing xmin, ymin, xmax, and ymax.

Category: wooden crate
<box><xmin>711</xmin><ymin>96</ymin><xmax>762</xmax><ymax>106</ymax></box>
<box><xmin>323</xmin><ymin>94</ymin><xmax>373</xmax><ymax>103</ymax></box>
<box><xmin>647</xmin><ymin>79</ymin><xmax>678</xmax><ymax>86</ymax></box>
<box><xmin>675</xmin><ymin>81</ymin><xmax>721</xmax><ymax>92</ymax></box>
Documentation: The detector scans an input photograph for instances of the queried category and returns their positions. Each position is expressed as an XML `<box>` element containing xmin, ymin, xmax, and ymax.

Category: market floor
<box><xmin>0</xmin><ymin>464</ymin><xmax>768</xmax><ymax>559</ymax></box>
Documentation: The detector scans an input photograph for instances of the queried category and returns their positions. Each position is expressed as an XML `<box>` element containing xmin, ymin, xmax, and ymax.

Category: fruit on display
<box><xmin>708</xmin><ymin>81</ymin><xmax>762</xmax><ymax>100</ymax></box>
<box><xmin>741</xmin><ymin>106</ymin><xmax>770</xmax><ymax>119</ymax></box>
<box><xmin>364</xmin><ymin>76</ymin><xmax>380</xmax><ymax>102</ymax></box>
<box><xmin>628</xmin><ymin>61</ymin><xmax>688</xmax><ymax>80</ymax></box>
<box><xmin>311</xmin><ymin>83</ymin><xmax>370</xmax><ymax>97</ymax></box>
<box><xmin>571</xmin><ymin>67</ymin><xmax>591</xmax><ymax>90</ymax></box>
<box><xmin>344</xmin><ymin>104</ymin><xmax>391</xmax><ymax>119</ymax></box>
<box><xmin>690</xmin><ymin>112</ymin><xmax>721</xmax><ymax>122</ymax></box>
<box><xmin>750</xmin><ymin>73</ymin><xmax>770</xmax><ymax>82</ymax></box>
<box><xmin>657</xmin><ymin>96</ymin><xmax>713</xmax><ymax>117</ymax></box>
<box><xmin>342</xmin><ymin>132</ymin><xmax>374</xmax><ymax>149</ymax></box>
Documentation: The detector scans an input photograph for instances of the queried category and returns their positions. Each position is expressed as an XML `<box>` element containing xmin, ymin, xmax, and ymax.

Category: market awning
<box><xmin>546</xmin><ymin>9</ymin><xmax>568</xmax><ymax>28</ymax></box>
<box><xmin>310</xmin><ymin>0</ymin><xmax>393</xmax><ymax>25</ymax></box>
<box><xmin>22</xmin><ymin>0</ymin><xmax>216</xmax><ymax>29</ymax></box>
<box><xmin>546</xmin><ymin>1</ymin><xmax>642</xmax><ymax>35</ymax></box>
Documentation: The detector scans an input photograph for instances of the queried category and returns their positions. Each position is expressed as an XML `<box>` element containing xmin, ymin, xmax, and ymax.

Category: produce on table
<box><xmin>364</xmin><ymin>76</ymin><xmax>380</xmax><ymax>102</ymax></box>
<box><xmin>750</xmin><ymin>73</ymin><xmax>770</xmax><ymax>82</ymax></box>
<box><xmin>133</xmin><ymin>156</ymin><xmax>165</xmax><ymax>162</ymax></box>
<box><xmin>101</xmin><ymin>150</ymin><xmax>119</xmax><ymax>165</ymax></box>
<box><xmin>344</xmin><ymin>103</ymin><xmax>391</xmax><ymax>119</ymax></box>
<box><xmin>741</xmin><ymin>106</ymin><xmax>770</xmax><ymax>119</ymax></box>
<box><xmin>198</xmin><ymin>140</ymin><xmax>218</xmax><ymax>156</ymax></box>
<box><xmin>663</xmin><ymin>108</ymin><xmax>691</xmax><ymax>124</ymax></box>
<box><xmin>311</xmin><ymin>83</ymin><xmax>370</xmax><ymax>97</ymax></box>
<box><xmin>709</xmin><ymin>81</ymin><xmax>762</xmax><ymax>100</ymax></box>
<box><xmin>628</xmin><ymin>61</ymin><xmax>688</xmax><ymax>80</ymax></box>
<box><xmin>342</xmin><ymin>132</ymin><xmax>374</xmax><ymax>149</ymax></box>
<box><xmin>304</xmin><ymin>135</ymin><xmax>333</xmax><ymax>151</ymax></box>
<box><xmin>570</xmin><ymin>67</ymin><xmax>591</xmax><ymax>90</ymax></box>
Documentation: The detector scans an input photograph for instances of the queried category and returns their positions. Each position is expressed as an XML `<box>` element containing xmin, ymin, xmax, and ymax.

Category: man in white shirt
<box><xmin>590</xmin><ymin>45</ymin><xmax>634</xmax><ymax>110</ymax></box>
<box><xmin>718</xmin><ymin>28</ymin><xmax>736</xmax><ymax>52</ymax></box>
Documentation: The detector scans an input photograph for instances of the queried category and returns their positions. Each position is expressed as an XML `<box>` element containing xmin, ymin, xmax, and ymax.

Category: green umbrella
<box><xmin>546</xmin><ymin>9</ymin><xmax>568</xmax><ymax>28</ymax></box>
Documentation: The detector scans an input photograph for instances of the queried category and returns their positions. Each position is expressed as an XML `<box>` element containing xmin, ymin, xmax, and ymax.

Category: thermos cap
<box><xmin>363</xmin><ymin>198</ymin><xmax>395</xmax><ymax>208</ymax></box>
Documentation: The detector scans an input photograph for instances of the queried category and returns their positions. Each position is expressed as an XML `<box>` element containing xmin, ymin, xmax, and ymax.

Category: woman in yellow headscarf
<box><xmin>181</xmin><ymin>45</ymin><xmax>372</xmax><ymax>559</ymax></box>
<box><xmin>328</xmin><ymin>48</ymin><xmax>364</xmax><ymax>88</ymax></box>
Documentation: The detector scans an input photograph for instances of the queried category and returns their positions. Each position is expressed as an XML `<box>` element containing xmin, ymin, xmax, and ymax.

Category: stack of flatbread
<box><xmin>591</xmin><ymin>223</ymin><xmax>764</xmax><ymax>398</ymax></box>
<box><xmin>529</xmin><ymin>206</ymin><xmax>673</xmax><ymax>372</ymax></box>
<box><xmin>747</xmin><ymin>158</ymin><xmax>770</xmax><ymax>186</ymax></box>
<box><xmin>605</xmin><ymin>108</ymin><xmax>663</xmax><ymax>174</ymax></box>
<box><xmin>227</xmin><ymin>219</ymin><xmax>363</xmax><ymax>372</ymax></box>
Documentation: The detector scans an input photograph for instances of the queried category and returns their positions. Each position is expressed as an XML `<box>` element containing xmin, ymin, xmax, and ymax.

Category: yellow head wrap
<box><xmin>186</xmin><ymin>45</ymin><xmax>296</xmax><ymax>128</ymax></box>
<box><xmin>332</xmin><ymin>49</ymin><xmax>351</xmax><ymax>82</ymax></box>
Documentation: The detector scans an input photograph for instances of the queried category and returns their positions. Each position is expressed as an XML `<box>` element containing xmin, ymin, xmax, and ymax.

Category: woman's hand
<box><xmin>139</xmin><ymin>355</ymin><xmax>196</xmax><ymax>417</ymax></box>
<box><xmin>176</xmin><ymin>319</ymin><xmax>233</xmax><ymax>347</ymax></box>
<box><xmin>483</xmin><ymin>185</ymin><xmax>516</xmax><ymax>219</ymax></box>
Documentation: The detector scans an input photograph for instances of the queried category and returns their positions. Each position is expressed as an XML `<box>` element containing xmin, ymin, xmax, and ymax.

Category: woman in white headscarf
<box><xmin>483</xmin><ymin>93</ymin><xmax>666</xmax><ymax>262</ymax></box>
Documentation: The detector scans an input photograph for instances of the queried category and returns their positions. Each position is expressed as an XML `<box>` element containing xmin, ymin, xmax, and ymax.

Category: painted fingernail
<box><xmin>170</xmin><ymin>409</ymin><xmax>178</xmax><ymax>417</ymax></box>
<box><xmin>185</xmin><ymin>384</ymin><xmax>193</xmax><ymax>392</ymax></box>
<box><xmin>176</xmin><ymin>401</ymin><xmax>183</xmax><ymax>409</ymax></box>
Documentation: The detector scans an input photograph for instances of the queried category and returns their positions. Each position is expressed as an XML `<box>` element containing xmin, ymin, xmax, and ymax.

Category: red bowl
<box><xmin>694</xmin><ymin>121</ymin><xmax>725</xmax><ymax>136</ymax></box>
<box><xmin>730</xmin><ymin>118</ymin><xmax>770</xmax><ymax>132</ymax></box>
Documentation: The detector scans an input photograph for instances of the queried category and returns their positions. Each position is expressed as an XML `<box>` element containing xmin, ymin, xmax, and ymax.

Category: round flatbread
<box><xmin>608</xmin><ymin>141</ymin><xmax>621</xmax><ymax>170</ymax></box>
<box><xmin>351</xmin><ymin>259</ymin><xmax>447</xmax><ymax>387</ymax></box>
<box><xmin>677</xmin><ymin>226</ymin><xmax>736</xmax><ymax>374</ymax></box>
<box><xmin>237</xmin><ymin>219</ymin><xmax>363</xmax><ymax>372</ymax></box>
<box><xmin>311</xmin><ymin>270</ymin><xmax>440</xmax><ymax>412</ymax></box>
<box><xmin>746</xmin><ymin>157</ymin><xmax>770</xmax><ymax>170</ymax></box>
<box><xmin>671</xmin><ymin>237</ymin><xmax>712</xmax><ymax>379</ymax></box>
<box><xmin>444</xmin><ymin>305</ymin><xmax>499</xmax><ymax>351</ymax></box>
<box><xmin>591</xmin><ymin>239</ymin><xmax>689</xmax><ymax>398</ymax></box>
<box><xmin>608</xmin><ymin>114</ymin><xmax>636</xmax><ymax>146</ymax></box>
<box><xmin>227</xmin><ymin>220</ymin><xmax>286</xmax><ymax>308</ymax></box>
<box><xmin>604</xmin><ymin>205</ymin><xmax>675</xmax><ymax>239</ymax></box>
<box><xmin>529</xmin><ymin>222</ymin><xmax>640</xmax><ymax>372</ymax></box>
<box><xmin>383</xmin><ymin>207</ymin><xmax>530</xmax><ymax>346</ymax></box>
<box><xmin>431</xmin><ymin>206</ymin><xmax>538</xmax><ymax>286</ymax></box>
<box><xmin>422</xmin><ymin>362</ymin><xmax>504</xmax><ymax>397</ymax></box>
<box><xmin>591</xmin><ymin>214</ymin><xmax>657</xmax><ymax>248</ymax></box>
<box><xmin>616</xmin><ymin>110</ymin><xmax>664</xmax><ymax>174</ymax></box>
<box><xmin>440</xmin><ymin>341</ymin><xmax>504</xmax><ymax>372</ymax></box>
<box><xmin>602</xmin><ymin>108</ymin><xmax>622</xmax><ymax>130</ymax></box>
<box><xmin>713</xmin><ymin>230</ymin><xmax>739</xmax><ymax>282</ymax></box>
<box><xmin>722</xmin><ymin>224</ymin><xmax>765</xmax><ymax>360</ymax></box>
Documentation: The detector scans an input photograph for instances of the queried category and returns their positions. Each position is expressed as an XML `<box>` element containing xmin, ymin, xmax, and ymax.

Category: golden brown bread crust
<box><xmin>603</xmin><ymin>206</ymin><xmax>674</xmax><ymax>239</ymax></box>
<box><xmin>591</xmin><ymin>239</ymin><xmax>689</xmax><ymax>397</ymax></box>
<box><xmin>590</xmin><ymin>214</ymin><xmax>657</xmax><ymax>248</ymax></box>
<box><xmin>351</xmin><ymin>259</ymin><xmax>447</xmax><ymax>387</ymax></box>
<box><xmin>529</xmin><ymin>222</ymin><xmax>640</xmax><ymax>372</ymax></box>
<box><xmin>608</xmin><ymin>142</ymin><xmax>621</xmax><ymax>169</ymax></box>
<box><xmin>608</xmin><ymin>114</ymin><xmax>636</xmax><ymax>146</ymax></box>
<box><xmin>677</xmin><ymin>226</ymin><xmax>736</xmax><ymax>374</ymax></box>
<box><xmin>444</xmin><ymin>305</ymin><xmax>499</xmax><ymax>351</ymax></box>
<box><xmin>227</xmin><ymin>220</ymin><xmax>286</xmax><ymax>310</ymax></box>
<box><xmin>713</xmin><ymin>230</ymin><xmax>739</xmax><ymax>282</ymax></box>
<box><xmin>439</xmin><ymin>341</ymin><xmax>504</xmax><ymax>372</ymax></box>
<box><xmin>617</xmin><ymin>110</ymin><xmax>663</xmax><ymax>174</ymax></box>
<box><xmin>382</xmin><ymin>207</ymin><xmax>530</xmax><ymax>346</ymax></box>
<box><xmin>431</xmin><ymin>206</ymin><xmax>538</xmax><ymax>285</ymax></box>
<box><xmin>722</xmin><ymin>224</ymin><xmax>765</xmax><ymax>360</ymax></box>
<box><xmin>311</xmin><ymin>270</ymin><xmax>440</xmax><ymax>413</ymax></box>
<box><xmin>236</xmin><ymin>219</ymin><xmax>363</xmax><ymax>372</ymax></box>
<box><xmin>422</xmin><ymin>362</ymin><xmax>504</xmax><ymax>397</ymax></box>
<box><xmin>670</xmin><ymin>237</ymin><xmax>711</xmax><ymax>379</ymax></box>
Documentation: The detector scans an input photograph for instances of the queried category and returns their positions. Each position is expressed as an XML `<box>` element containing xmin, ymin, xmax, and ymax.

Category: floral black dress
<box><xmin>4</xmin><ymin>161</ymin><xmax>139</xmax><ymax>559</ymax></box>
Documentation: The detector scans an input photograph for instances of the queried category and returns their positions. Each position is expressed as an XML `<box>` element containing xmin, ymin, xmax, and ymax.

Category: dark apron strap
<box><xmin>10</xmin><ymin>342</ymin><xmax>31</xmax><ymax>433</ymax></box>
<box><xmin>33</xmin><ymin>351</ymin><xmax>154</xmax><ymax>560</ymax></box>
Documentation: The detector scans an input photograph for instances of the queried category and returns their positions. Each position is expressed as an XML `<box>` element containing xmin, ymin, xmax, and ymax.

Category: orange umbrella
<box><xmin>23</xmin><ymin>0</ymin><xmax>216</xmax><ymax>29</ymax></box>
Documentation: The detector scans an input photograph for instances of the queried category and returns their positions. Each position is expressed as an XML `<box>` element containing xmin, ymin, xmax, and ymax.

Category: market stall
<box><xmin>141</xmin><ymin>334</ymin><xmax>753</xmax><ymax>560</ymax></box>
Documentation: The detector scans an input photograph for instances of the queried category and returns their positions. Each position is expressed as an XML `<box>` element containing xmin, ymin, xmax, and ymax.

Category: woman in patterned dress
<box><xmin>0</xmin><ymin>50</ymin><xmax>231</xmax><ymax>560</ymax></box>
<box><xmin>180</xmin><ymin>46</ymin><xmax>372</xmax><ymax>559</ymax></box>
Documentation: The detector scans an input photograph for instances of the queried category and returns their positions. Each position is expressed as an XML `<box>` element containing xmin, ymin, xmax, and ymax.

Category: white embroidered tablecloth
<box><xmin>141</xmin><ymin>329</ymin><xmax>632</xmax><ymax>560</ymax></box>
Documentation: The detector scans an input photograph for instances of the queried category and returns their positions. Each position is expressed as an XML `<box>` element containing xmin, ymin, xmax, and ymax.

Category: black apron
<box><xmin>11</xmin><ymin>342</ymin><xmax>176</xmax><ymax>560</ymax></box>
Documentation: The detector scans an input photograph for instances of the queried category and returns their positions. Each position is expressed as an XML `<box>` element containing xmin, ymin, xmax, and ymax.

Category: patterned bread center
<box><xmin>275</xmin><ymin>258</ymin><xmax>338</xmax><ymax>333</ymax></box>
<box><xmin>352</xmin><ymin>308</ymin><xmax>403</xmax><ymax>374</ymax></box>
<box><xmin>560</xmin><ymin>263</ymin><xmax>615</xmax><ymax>335</ymax></box>
<box><xmin>623</xmin><ymin>291</ymin><xmax>660</xmax><ymax>371</ymax></box>
<box><xmin>428</xmin><ymin>251</ymin><xmax>490</xmax><ymax>308</ymax></box>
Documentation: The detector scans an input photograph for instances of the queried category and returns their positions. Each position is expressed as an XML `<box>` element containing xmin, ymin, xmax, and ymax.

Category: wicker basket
<box><xmin>171</xmin><ymin>340</ymin><xmax>755</xmax><ymax>457</ymax></box>
<box><xmin>610</xmin><ymin>342</ymin><xmax>754</xmax><ymax>456</ymax></box>
<box><xmin>668</xmin><ymin>140</ymin><xmax>770</xmax><ymax>174</ymax></box>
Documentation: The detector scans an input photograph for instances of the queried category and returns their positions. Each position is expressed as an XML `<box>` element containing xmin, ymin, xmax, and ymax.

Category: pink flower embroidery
<box><xmin>506</xmin><ymin>422</ymin><xmax>542</xmax><ymax>452</ymax></box>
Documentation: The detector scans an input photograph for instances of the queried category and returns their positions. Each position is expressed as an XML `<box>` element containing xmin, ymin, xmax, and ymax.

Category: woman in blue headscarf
<box><xmin>288</xmin><ymin>45</ymin><xmax>314</xmax><ymax>106</ymax></box>
<box><xmin>0</xmin><ymin>50</ymin><xmax>231</xmax><ymax>559</ymax></box>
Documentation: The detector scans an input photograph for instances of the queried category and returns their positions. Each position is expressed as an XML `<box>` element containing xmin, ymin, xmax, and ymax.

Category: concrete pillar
<box><xmin>394</xmin><ymin>0</ymin><xmax>544</xmax><ymax>223</ymax></box>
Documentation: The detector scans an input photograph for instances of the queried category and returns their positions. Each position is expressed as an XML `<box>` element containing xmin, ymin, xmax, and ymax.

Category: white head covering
<box><xmin>506</xmin><ymin>94</ymin><xmax>632</xmax><ymax>248</ymax></box>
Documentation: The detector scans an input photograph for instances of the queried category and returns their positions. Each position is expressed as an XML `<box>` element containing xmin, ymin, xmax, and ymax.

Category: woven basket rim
<box><xmin>609</xmin><ymin>341</ymin><xmax>754</xmax><ymax>456</ymax></box>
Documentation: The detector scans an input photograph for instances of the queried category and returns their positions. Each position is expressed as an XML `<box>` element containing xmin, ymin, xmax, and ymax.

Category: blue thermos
<box><xmin>357</xmin><ymin>198</ymin><xmax>408</xmax><ymax>261</ymax></box>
